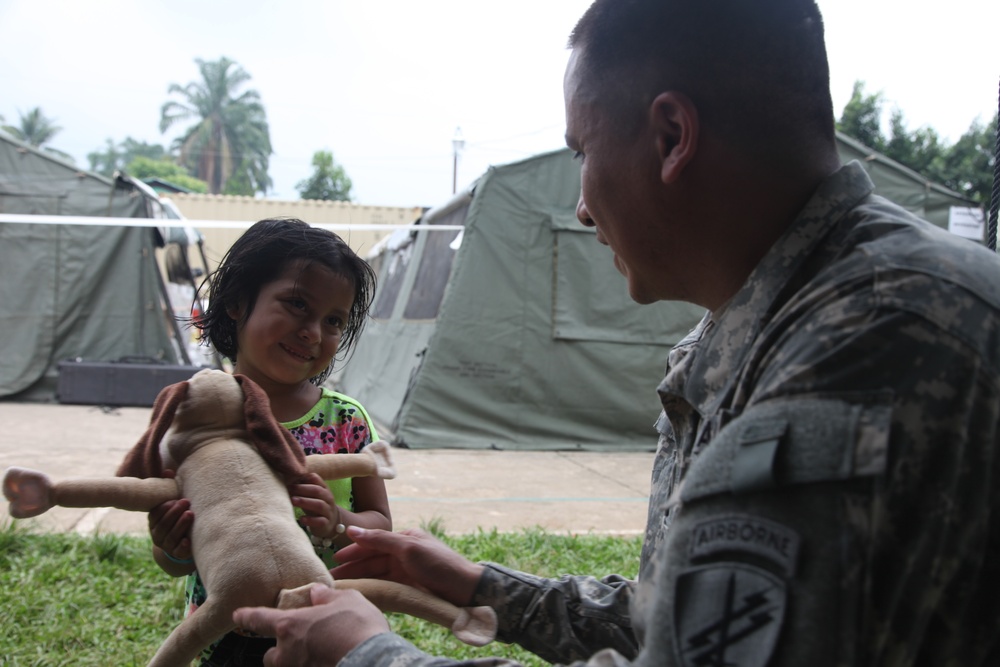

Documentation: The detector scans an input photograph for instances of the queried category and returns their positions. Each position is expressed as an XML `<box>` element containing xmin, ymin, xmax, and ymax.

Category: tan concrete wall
<box><xmin>166</xmin><ymin>193</ymin><xmax>423</xmax><ymax>271</ymax></box>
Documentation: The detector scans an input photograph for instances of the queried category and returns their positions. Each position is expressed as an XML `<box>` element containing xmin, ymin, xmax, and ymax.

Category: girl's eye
<box><xmin>326</xmin><ymin>316</ymin><xmax>345</xmax><ymax>329</ymax></box>
<box><xmin>572</xmin><ymin>151</ymin><xmax>584</xmax><ymax>161</ymax></box>
<box><xmin>287</xmin><ymin>298</ymin><xmax>307</xmax><ymax>310</ymax></box>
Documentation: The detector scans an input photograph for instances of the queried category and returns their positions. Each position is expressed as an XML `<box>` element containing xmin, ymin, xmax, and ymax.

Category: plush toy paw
<box><xmin>276</xmin><ymin>582</ymin><xmax>321</xmax><ymax>609</ymax></box>
<box><xmin>365</xmin><ymin>441</ymin><xmax>397</xmax><ymax>480</ymax></box>
<box><xmin>451</xmin><ymin>606</ymin><xmax>498</xmax><ymax>647</ymax></box>
<box><xmin>3</xmin><ymin>466</ymin><xmax>56</xmax><ymax>518</ymax></box>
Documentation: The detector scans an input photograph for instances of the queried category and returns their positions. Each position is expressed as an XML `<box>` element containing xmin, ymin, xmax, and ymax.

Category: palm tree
<box><xmin>1</xmin><ymin>107</ymin><xmax>74</xmax><ymax>161</ymax></box>
<box><xmin>160</xmin><ymin>57</ymin><xmax>272</xmax><ymax>195</ymax></box>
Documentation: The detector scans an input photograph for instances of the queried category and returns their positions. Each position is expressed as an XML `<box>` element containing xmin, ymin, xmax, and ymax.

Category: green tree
<box><xmin>935</xmin><ymin>114</ymin><xmax>997</xmax><ymax>206</ymax></box>
<box><xmin>1</xmin><ymin>107</ymin><xmax>74</xmax><ymax>162</ymax></box>
<box><xmin>296</xmin><ymin>150</ymin><xmax>353</xmax><ymax>201</ymax></box>
<box><xmin>837</xmin><ymin>80</ymin><xmax>996</xmax><ymax>207</ymax></box>
<box><xmin>884</xmin><ymin>109</ymin><xmax>945</xmax><ymax>177</ymax></box>
<box><xmin>87</xmin><ymin>137</ymin><xmax>167</xmax><ymax>177</ymax></box>
<box><xmin>160</xmin><ymin>57</ymin><xmax>272</xmax><ymax>195</ymax></box>
<box><xmin>125</xmin><ymin>156</ymin><xmax>209</xmax><ymax>193</ymax></box>
<box><xmin>837</xmin><ymin>81</ymin><xmax>886</xmax><ymax>152</ymax></box>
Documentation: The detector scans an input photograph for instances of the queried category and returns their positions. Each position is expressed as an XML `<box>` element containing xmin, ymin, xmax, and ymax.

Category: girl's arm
<box><xmin>335</xmin><ymin>474</ymin><xmax>391</xmax><ymax>547</ymax></box>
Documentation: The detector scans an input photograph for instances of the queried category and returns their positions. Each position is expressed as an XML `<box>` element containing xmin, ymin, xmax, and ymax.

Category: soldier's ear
<box><xmin>650</xmin><ymin>91</ymin><xmax>699</xmax><ymax>185</ymax></box>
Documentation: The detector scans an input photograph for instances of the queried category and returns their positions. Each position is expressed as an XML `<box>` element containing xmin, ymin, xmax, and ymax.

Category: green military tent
<box><xmin>336</xmin><ymin>136</ymin><xmax>981</xmax><ymax>451</ymax></box>
<box><xmin>835</xmin><ymin>132</ymin><xmax>984</xmax><ymax>234</ymax></box>
<box><xmin>0</xmin><ymin>133</ymin><xmax>186</xmax><ymax>401</ymax></box>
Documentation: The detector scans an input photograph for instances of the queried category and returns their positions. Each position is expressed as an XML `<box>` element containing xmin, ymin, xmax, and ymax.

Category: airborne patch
<box><xmin>674</xmin><ymin>564</ymin><xmax>785</xmax><ymax>667</ymax></box>
<box><xmin>689</xmin><ymin>514</ymin><xmax>801</xmax><ymax>575</ymax></box>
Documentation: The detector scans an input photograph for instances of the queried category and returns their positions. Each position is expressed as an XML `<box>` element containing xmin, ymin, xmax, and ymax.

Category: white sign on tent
<box><xmin>948</xmin><ymin>206</ymin><xmax>985</xmax><ymax>241</ymax></box>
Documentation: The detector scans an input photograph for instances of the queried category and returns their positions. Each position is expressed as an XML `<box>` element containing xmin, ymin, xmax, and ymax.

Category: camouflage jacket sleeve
<box><xmin>469</xmin><ymin>563</ymin><xmax>639</xmax><ymax>662</ymax></box>
<box><xmin>338</xmin><ymin>564</ymin><xmax>641</xmax><ymax>667</ymax></box>
<box><xmin>340</xmin><ymin>632</ymin><xmax>637</xmax><ymax>667</ymax></box>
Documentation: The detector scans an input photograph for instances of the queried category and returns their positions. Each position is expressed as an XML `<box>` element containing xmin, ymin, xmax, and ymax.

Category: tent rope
<box><xmin>988</xmin><ymin>76</ymin><xmax>1000</xmax><ymax>252</ymax></box>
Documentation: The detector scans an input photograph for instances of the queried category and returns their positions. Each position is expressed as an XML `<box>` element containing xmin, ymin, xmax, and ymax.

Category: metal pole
<box><xmin>987</xmin><ymin>76</ymin><xmax>1000</xmax><ymax>252</ymax></box>
<box><xmin>452</xmin><ymin>127</ymin><xmax>464</xmax><ymax>195</ymax></box>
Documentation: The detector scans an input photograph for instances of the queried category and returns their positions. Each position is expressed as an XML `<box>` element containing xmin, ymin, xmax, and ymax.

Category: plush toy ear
<box><xmin>234</xmin><ymin>374</ymin><xmax>309</xmax><ymax>482</ymax></box>
<box><xmin>116</xmin><ymin>381</ymin><xmax>190</xmax><ymax>479</ymax></box>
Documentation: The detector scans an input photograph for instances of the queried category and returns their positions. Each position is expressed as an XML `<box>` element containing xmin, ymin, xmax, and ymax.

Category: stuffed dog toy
<box><xmin>3</xmin><ymin>369</ymin><xmax>496</xmax><ymax>667</ymax></box>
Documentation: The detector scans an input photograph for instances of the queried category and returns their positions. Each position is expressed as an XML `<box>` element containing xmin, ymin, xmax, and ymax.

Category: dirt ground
<box><xmin>0</xmin><ymin>402</ymin><xmax>655</xmax><ymax>536</ymax></box>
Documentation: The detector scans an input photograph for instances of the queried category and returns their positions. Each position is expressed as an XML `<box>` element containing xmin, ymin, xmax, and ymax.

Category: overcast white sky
<box><xmin>2</xmin><ymin>0</ymin><xmax>997</xmax><ymax>208</ymax></box>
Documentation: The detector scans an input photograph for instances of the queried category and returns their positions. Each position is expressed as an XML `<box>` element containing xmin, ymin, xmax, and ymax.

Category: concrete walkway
<box><xmin>0</xmin><ymin>402</ymin><xmax>654</xmax><ymax>536</ymax></box>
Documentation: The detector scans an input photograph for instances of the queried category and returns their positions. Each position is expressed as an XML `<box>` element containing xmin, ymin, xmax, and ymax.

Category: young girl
<box><xmin>147</xmin><ymin>217</ymin><xmax>390</xmax><ymax>666</ymax></box>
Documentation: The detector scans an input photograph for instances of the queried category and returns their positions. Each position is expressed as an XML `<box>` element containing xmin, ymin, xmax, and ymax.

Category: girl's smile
<box><xmin>279</xmin><ymin>342</ymin><xmax>317</xmax><ymax>363</ymax></box>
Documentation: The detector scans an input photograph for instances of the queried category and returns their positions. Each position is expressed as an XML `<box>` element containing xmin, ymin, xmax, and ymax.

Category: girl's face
<box><xmin>229</xmin><ymin>260</ymin><xmax>355</xmax><ymax>392</ymax></box>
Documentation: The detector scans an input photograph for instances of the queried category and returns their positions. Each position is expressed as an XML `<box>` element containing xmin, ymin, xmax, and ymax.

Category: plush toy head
<box><xmin>116</xmin><ymin>370</ymin><xmax>309</xmax><ymax>484</ymax></box>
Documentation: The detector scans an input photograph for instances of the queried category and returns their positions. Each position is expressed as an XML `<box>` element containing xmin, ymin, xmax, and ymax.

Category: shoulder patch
<box><xmin>689</xmin><ymin>514</ymin><xmax>801</xmax><ymax>575</ymax></box>
<box><xmin>674</xmin><ymin>564</ymin><xmax>785</xmax><ymax>667</ymax></box>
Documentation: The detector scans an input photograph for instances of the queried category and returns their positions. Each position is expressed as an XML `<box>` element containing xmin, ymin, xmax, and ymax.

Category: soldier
<box><xmin>235</xmin><ymin>1</ymin><xmax>1000</xmax><ymax>665</ymax></box>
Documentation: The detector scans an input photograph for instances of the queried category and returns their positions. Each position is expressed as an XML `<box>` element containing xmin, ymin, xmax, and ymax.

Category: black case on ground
<box><xmin>56</xmin><ymin>358</ymin><xmax>203</xmax><ymax>407</ymax></box>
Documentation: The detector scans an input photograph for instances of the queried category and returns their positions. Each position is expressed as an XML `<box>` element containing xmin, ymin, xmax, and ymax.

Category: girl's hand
<box><xmin>290</xmin><ymin>472</ymin><xmax>341</xmax><ymax>539</ymax></box>
<box><xmin>149</xmin><ymin>470</ymin><xmax>194</xmax><ymax>561</ymax></box>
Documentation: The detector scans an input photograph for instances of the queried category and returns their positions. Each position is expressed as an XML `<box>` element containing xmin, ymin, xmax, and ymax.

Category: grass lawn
<box><xmin>0</xmin><ymin>521</ymin><xmax>641</xmax><ymax>666</ymax></box>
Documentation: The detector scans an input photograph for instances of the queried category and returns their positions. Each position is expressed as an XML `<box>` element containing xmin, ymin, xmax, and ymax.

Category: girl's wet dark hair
<box><xmin>195</xmin><ymin>217</ymin><xmax>376</xmax><ymax>384</ymax></box>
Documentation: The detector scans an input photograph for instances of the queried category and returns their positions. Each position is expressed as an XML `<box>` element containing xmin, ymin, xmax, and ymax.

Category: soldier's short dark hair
<box><xmin>569</xmin><ymin>0</ymin><xmax>835</xmax><ymax>161</ymax></box>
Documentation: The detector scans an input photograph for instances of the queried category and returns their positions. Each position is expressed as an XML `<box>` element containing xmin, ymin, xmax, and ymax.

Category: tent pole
<box><xmin>191</xmin><ymin>239</ymin><xmax>224</xmax><ymax>369</ymax></box>
<box><xmin>987</xmin><ymin>76</ymin><xmax>1000</xmax><ymax>252</ymax></box>
<box><xmin>153</xmin><ymin>251</ymin><xmax>193</xmax><ymax>366</ymax></box>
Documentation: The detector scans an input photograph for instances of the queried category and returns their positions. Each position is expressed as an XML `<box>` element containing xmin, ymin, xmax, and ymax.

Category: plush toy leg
<box><xmin>55</xmin><ymin>477</ymin><xmax>180</xmax><ymax>512</ymax></box>
<box><xmin>337</xmin><ymin>579</ymin><xmax>497</xmax><ymax>647</ymax></box>
<box><xmin>305</xmin><ymin>441</ymin><xmax>397</xmax><ymax>481</ymax></box>
<box><xmin>147</xmin><ymin>598</ymin><xmax>234</xmax><ymax>667</ymax></box>
<box><xmin>3</xmin><ymin>467</ymin><xmax>179</xmax><ymax>519</ymax></box>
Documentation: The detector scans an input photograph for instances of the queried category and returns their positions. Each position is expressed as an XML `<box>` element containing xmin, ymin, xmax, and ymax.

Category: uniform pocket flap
<box><xmin>680</xmin><ymin>396</ymin><xmax>891</xmax><ymax>504</ymax></box>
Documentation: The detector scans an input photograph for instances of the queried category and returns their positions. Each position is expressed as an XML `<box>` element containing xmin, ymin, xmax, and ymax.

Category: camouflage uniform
<box><xmin>341</xmin><ymin>161</ymin><xmax>1000</xmax><ymax>666</ymax></box>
